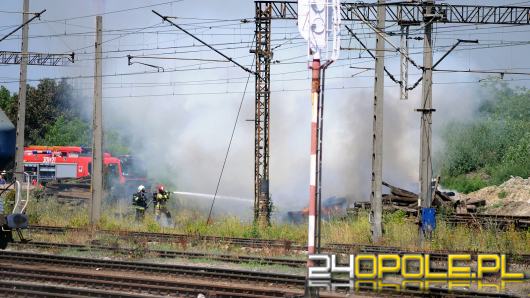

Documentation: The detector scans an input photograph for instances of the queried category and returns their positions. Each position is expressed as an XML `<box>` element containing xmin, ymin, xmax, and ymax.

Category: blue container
<box><xmin>421</xmin><ymin>208</ymin><xmax>436</xmax><ymax>232</ymax></box>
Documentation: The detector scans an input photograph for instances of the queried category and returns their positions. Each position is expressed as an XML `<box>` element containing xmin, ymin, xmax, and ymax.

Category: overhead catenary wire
<box><xmin>0</xmin><ymin>9</ymin><xmax>46</xmax><ymax>43</ymax></box>
<box><xmin>205</xmin><ymin>35</ymin><xmax>255</xmax><ymax>225</ymax></box>
<box><xmin>0</xmin><ymin>0</ymin><xmax>185</xmax><ymax>28</ymax></box>
<box><xmin>92</xmin><ymin>78</ymin><xmax>530</xmax><ymax>99</ymax></box>
<box><xmin>0</xmin><ymin>56</ymin><xmax>373</xmax><ymax>84</ymax></box>
<box><xmin>0</xmin><ymin>3</ymin><xmax>529</xmax><ymax>91</ymax></box>
<box><xmin>152</xmin><ymin>10</ymin><xmax>257</xmax><ymax>76</ymax></box>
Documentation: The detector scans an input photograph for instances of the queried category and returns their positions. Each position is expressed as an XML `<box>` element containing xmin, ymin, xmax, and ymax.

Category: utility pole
<box><xmin>14</xmin><ymin>0</ymin><xmax>30</xmax><ymax>183</ymax></box>
<box><xmin>418</xmin><ymin>0</ymin><xmax>434</xmax><ymax>241</ymax></box>
<box><xmin>90</xmin><ymin>16</ymin><xmax>103</xmax><ymax>226</ymax></box>
<box><xmin>370</xmin><ymin>0</ymin><xmax>385</xmax><ymax>243</ymax></box>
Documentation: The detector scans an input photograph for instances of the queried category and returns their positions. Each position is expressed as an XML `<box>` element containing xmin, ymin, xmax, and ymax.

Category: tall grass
<box><xmin>28</xmin><ymin>197</ymin><xmax>529</xmax><ymax>254</ymax></box>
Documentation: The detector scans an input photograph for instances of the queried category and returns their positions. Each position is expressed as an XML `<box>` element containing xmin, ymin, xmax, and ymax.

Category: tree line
<box><xmin>0</xmin><ymin>79</ymin><xmax>129</xmax><ymax>155</ymax></box>
<box><xmin>438</xmin><ymin>82</ymin><xmax>530</xmax><ymax>193</ymax></box>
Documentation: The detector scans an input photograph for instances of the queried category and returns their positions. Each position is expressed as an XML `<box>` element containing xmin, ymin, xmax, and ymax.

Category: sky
<box><xmin>0</xmin><ymin>0</ymin><xmax>529</xmax><ymax>220</ymax></box>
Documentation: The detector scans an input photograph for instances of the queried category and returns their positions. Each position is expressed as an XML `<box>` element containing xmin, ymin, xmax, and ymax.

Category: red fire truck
<box><xmin>23</xmin><ymin>146</ymin><xmax>125</xmax><ymax>184</ymax></box>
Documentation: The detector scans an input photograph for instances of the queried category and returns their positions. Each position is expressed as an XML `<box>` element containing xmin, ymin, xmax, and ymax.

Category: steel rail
<box><xmin>0</xmin><ymin>250</ymin><xmax>307</xmax><ymax>286</ymax></box>
<box><xmin>0</xmin><ymin>265</ymin><xmax>302</xmax><ymax>297</ymax></box>
<box><xmin>12</xmin><ymin>240</ymin><xmax>527</xmax><ymax>274</ymax></box>
<box><xmin>0</xmin><ymin>251</ymin><xmax>519</xmax><ymax>298</ymax></box>
<box><xmin>11</xmin><ymin>241</ymin><xmax>456</xmax><ymax>273</ymax></box>
<box><xmin>27</xmin><ymin>225</ymin><xmax>530</xmax><ymax>265</ymax></box>
<box><xmin>12</xmin><ymin>241</ymin><xmax>306</xmax><ymax>267</ymax></box>
<box><xmin>0</xmin><ymin>279</ymin><xmax>155</xmax><ymax>298</ymax></box>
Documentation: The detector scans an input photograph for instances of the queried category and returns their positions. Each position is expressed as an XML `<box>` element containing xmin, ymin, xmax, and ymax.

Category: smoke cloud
<box><xmin>1</xmin><ymin>0</ymin><xmax>520</xmax><ymax>221</ymax></box>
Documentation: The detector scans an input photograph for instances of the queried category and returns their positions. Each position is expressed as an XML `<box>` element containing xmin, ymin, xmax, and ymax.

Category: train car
<box><xmin>0</xmin><ymin>108</ymin><xmax>15</xmax><ymax>170</ymax></box>
<box><xmin>23</xmin><ymin>146</ymin><xmax>125</xmax><ymax>184</ymax></box>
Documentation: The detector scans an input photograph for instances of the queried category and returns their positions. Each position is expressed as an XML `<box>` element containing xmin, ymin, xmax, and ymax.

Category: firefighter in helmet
<box><xmin>132</xmin><ymin>185</ymin><xmax>148</xmax><ymax>221</ymax></box>
<box><xmin>153</xmin><ymin>185</ymin><xmax>172</xmax><ymax>223</ymax></box>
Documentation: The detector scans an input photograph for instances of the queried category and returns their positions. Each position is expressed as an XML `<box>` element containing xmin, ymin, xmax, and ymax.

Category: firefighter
<box><xmin>132</xmin><ymin>185</ymin><xmax>148</xmax><ymax>221</ymax></box>
<box><xmin>153</xmin><ymin>185</ymin><xmax>172</xmax><ymax>223</ymax></box>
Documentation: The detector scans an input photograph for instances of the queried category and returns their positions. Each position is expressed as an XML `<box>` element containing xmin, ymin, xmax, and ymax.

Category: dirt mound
<box><xmin>464</xmin><ymin>176</ymin><xmax>530</xmax><ymax>216</ymax></box>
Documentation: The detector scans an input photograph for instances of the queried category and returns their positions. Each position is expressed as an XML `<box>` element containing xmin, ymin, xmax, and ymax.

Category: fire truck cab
<box><xmin>23</xmin><ymin>146</ymin><xmax>125</xmax><ymax>184</ymax></box>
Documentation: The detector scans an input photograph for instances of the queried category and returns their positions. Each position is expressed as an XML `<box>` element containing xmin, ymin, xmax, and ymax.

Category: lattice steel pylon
<box><xmin>253</xmin><ymin>4</ymin><xmax>272</xmax><ymax>227</ymax></box>
<box><xmin>0</xmin><ymin>51</ymin><xmax>74</xmax><ymax>66</ymax></box>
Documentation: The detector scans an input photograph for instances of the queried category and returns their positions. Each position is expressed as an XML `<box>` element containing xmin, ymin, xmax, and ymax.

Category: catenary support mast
<box><xmin>14</xmin><ymin>0</ymin><xmax>30</xmax><ymax>183</ymax></box>
<box><xmin>90</xmin><ymin>16</ymin><xmax>103</xmax><ymax>226</ymax></box>
<box><xmin>418</xmin><ymin>0</ymin><xmax>434</xmax><ymax>241</ymax></box>
<box><xmin>370</xmin><ymin>0</ymin><xmax>386</xmax><ymax>243</ymax></box>
<box><xmin>253</xmin><ymin>4</ymin><xmax>272</xmax><ymax>226</ymax></box>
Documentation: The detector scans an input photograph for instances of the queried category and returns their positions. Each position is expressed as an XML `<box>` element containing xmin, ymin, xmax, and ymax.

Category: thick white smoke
<box><xmin>101</xmin><ymin>55</ymin><xmax>491</xmax><ymax>222</ymax></box>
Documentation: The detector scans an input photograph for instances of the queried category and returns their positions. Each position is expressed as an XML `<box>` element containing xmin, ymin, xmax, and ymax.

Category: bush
<box><xmin>2</xmin><ymin>190</ymin><xmax>16</xmax><ymax>214</ymax></box>
<box><xmin>441</xmin><ymin>175</ymin><xmax>489</xmax><ymax>193</ymax></box>
<box><xmin>439</xmin><ymin>83</ymin><xmax>530</xmax><ymax>191</ymax></box>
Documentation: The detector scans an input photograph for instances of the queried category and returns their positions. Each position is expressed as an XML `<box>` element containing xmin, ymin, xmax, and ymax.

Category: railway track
<box><xmin>445</xmin><ymin>213</ymin><xmax>530</xmax><ymax>230</ymax></box>
<box><xmin>6</xmin><ymin>240</ymin><xmax>484</xmax><ymax>274</ymax></box>
<box><xmin>0</xmin><ymin>250</ymin><xmax>519</xmax><ymax>297</ymax></box>
<box><xmin>0</xmin><ymin>280</ymin><xmax>153</xmax><ymax>298</ymax></box>
<box><xmin>0</xmin><ymin>250</ymin><xmax>307</xmax><ymax>286</ymax></box>
<box><xmin>27</xmin><ymin>225</ymin><xmax>530</xmax><ymax>265</ymax></box>
<box><xmin>0</xmin><ymin>264</ymin><xmax>303</xmax><ymax>297</ymax></box>
<box><xmin>12</xmin><ymin>240</ymin><xmax>306</xmax><ymax>267</ymax></box>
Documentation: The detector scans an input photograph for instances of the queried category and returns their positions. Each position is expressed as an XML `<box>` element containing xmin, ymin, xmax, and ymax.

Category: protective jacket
<box><xmin>132</xmin><ymin>191</ymin><xmax>148</xmax><ymax>210</ymax></box>
<box><xmin>154</xmin><ymin>191</ymin><xmax>170</xmax><ymax>205</ymax></box>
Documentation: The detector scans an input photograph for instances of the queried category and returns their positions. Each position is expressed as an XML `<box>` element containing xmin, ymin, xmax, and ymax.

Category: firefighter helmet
<box><xmin>158</xmin><ymin>185</ymin><xmax>165</xmax><ymax>193</ymax></box>
<box><xmin>138</xmin><ymin>185</ymin><xmax>145</xmax><ymax>192</ymax></box>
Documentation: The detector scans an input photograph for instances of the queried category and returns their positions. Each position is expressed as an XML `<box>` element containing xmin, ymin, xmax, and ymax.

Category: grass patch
<box><xmin>26</xmin><ymin>193</ymin><xmax>530</xmax><ymax>255</ymax></box>
<box><xmin>441</xmin><ymin>174</ymin><xmax>490</xmax><ymax>194</ymax></box>
<box><xmin>26</xmin><ymin>198</ymin><xmax>89</xmax><ymax>227</ymax></box>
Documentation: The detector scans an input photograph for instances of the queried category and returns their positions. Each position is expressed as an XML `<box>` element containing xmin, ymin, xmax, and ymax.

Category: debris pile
<box><xmin>382</xmin><ymin>181</ymin><xmax>463</xmax><ymax>215</ymax></box>
<box><xmin>349</xmin><ymin>180</ymin><xmax>469</xmax><ymax>216</ymax></box>
<box><xmin>461</xmin><ymin>176</ymin><xmax>530</xmax><ymax>216</ymax></box>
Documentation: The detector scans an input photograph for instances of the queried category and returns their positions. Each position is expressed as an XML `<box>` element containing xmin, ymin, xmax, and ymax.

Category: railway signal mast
<box><xmin>297</xmin><ymin>0</ymin><xmax>340</xmax><ymax>281</ymax></box>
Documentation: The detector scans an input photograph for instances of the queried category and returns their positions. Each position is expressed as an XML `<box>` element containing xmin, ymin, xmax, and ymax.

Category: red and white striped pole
<box><xmin>307</xmin><ymin>57</ymin><xmax>321</xmax><ymax>266</ymax></box>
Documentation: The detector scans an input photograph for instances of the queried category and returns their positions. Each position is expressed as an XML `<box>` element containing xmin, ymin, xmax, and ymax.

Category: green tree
<box><xmin>40</xmin><ymin>116</ymin><xmax>90</xmax><ymax>146</ymax></box>
<box><xmin>2</xmin><ymin>79</ymin><xmax>131</xmax><ymax>158</ymax></box>
<box><xmin>104</xmin><ymin>130</ymin><xmax>130</xmax><ymax>156</ymax></box>
<box><xmin>24</xmin><ymin>79</ymin><xmax>76</xmax><ymax>144</ymax></box>
<box><xmin>439</xmin><ymin>83</ymin><xmax>530</xmax><ymax>193</ymax></box>
<box><xmin>0</xmin><ymin>86</ymin><xmax>17</xmax><ymax>123</ymax></box>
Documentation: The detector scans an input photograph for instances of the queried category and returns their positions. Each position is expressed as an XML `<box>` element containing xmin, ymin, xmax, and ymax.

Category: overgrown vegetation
<box><xmin>27</xmin><ymin>196</ymin><xmax>529</xmax><ymax>255</ymax></box>
<box><xmin>439</xmin><ymin>82</ymin><xmax>530</xmax><ymax>193</ymax></box>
